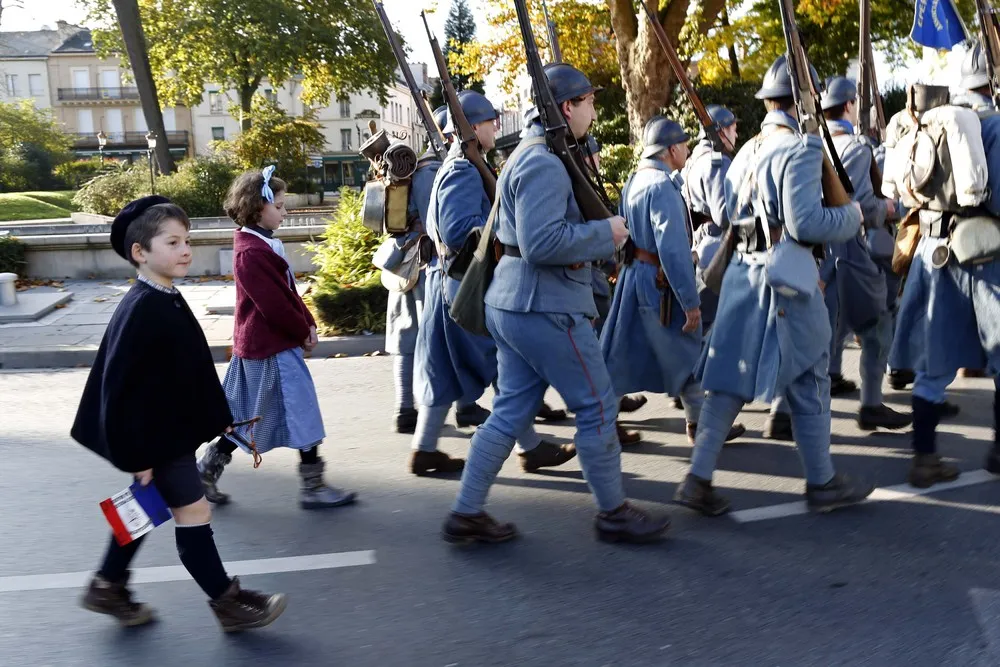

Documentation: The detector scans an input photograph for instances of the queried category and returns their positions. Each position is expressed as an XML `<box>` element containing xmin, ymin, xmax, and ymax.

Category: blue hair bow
<box><xmin>261</xmin><ymin>165</ymin><xmax>276</xmax><ymax>203</ymax></box>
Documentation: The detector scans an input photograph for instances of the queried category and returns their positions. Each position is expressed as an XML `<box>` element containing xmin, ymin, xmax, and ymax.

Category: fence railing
<box><xmin>71</xmin><ymin>131</ymin><xmax>190</xmax><ymax>147</ymax></box>
<box><xmin>57</xmin><ymin>87</ymin><xmax>141</xmax><ymax>101</ymax></box>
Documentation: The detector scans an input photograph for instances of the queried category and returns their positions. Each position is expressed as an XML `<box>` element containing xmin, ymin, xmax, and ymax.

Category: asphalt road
<box><xmin>1</xmin><ymin>350</ymin><xmax>999</xmax><ymax>667</ymax></box>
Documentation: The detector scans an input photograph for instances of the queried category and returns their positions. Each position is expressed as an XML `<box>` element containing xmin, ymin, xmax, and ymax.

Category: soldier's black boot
<box><xmin>518</xmin><ymin>441</ymin><xmax>576</xmax><ymax>472</ymax></box>
<box><xmin>619</xmin><ymin>394</ymin><xmax>648</xmax><ymax>413</ymax></box>
<box><xmin>889</xmin><ymin>368</ymin><xmax>915</xmax><ymax>390</ymax></box>
<box><xmin>456</xmin><ymin>403</ymin><xmax>491</xmax><ymax>428</ymax></box>
<box><xmin>393</xmin><ymin>407</ymin><xmax>418</xmax><ymax>434</ymax></box>
<box><xmin>829</xmin><ymin>373</ymin><xmax>858</xmax><ymax>396</ymax></box>
<box><xmin>764</xmin><ymin>411</ymin><xmax>793</xmax><ymax>441</ymax></box>
<box><xmin>594</xmin><ymin>502</ymin><xmax>671</xmax><ymax>544</ymax></box>
<box><xmin>908</xmin><ymin>396</ymin><xmax>959</xmax><ymax>488</ymax></box>
<box><xmin>805</xmin><ymin>473</ymin><xmax>875</xmax><ymax>513</ymax></box>
<box><xmin>536</xmin><ymin>401</ymin><xmax>569</xmax><ymax>422</ymax></box>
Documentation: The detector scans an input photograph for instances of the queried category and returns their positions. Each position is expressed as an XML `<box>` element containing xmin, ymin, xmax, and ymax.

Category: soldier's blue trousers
<box><xmin>453</xmin><ymin>307</ymin><xmax>626</xmax><ymax>514</ymax></box>
<box><xmin>691</xmin><ymin>355</ymin><xmax>836</xmax><ymax>485</ymax></box>
<box><xmin>828</xmin><ymin>297</ymin><xmax>894</xmax><ymax>408</ymax></box>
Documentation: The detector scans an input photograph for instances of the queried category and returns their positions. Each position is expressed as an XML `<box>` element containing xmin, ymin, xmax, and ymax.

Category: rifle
<box><xmin>512</xmin><ymin>0</ymin><xmax>614</xmax><ymax>222</ymax></box>
<box><xmin>372</xmin><ymin>1</ymin><xmax>448</xmax><ymax>161</ymax></box>
<box><xmin>421</xmin><ymin>11</ymin><xmax>497</xmax><ymax>202</ymax></box>
<box><xmin>640</xmin><ymin>1</ymin><xmax>733</xmax><ymax>156</ymax></box>
<box><xmin>540</xmin><ymin>0</ymin><xmax>563</xmax><ymax>63</ymax></box>
<box><xmin>857</xmin><ymin>0</ymin><xmax>884</xmax><ymax>194</ymax></box>
<box><xmin>777</xmin><ymin>0</ymin><xmax>853</xmax><ymax>206</ymax></box>
<box><xmin>975</xmin><ymin>0</ymin><xmax>1000</xmax><ymax>108</ymax></box>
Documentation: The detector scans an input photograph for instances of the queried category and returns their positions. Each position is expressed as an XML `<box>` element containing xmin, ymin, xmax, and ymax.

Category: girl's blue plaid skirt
<box><xmin>223</xmin><ymin>347</ymin><xmax>325</xmax><ymax>454</ymax></box>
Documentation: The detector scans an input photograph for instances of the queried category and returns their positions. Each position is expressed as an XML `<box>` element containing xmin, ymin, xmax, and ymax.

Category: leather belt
<box><xmin>918</xmin><ymin>210</ymin><xmax>950</xmax><ymax>238</ymax></box>
<box><xmin>502</xmin><ymin>243</ymin><xmax>583</xmax><ymax>270</ymax></box>
<box><xmin>631</xmin><ymin>247</ymin><xmax>660</xmax><ymax>266</ymax></box>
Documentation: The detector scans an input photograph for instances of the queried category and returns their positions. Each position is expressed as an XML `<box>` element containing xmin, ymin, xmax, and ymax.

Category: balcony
<box><xmin>57</xmin><ymin>87</ymin><xmax>140</xmax><ymax>102</ymax></box>
<box><xmin>72</xmin><ymin>131</ymin><xmax>190</xmax><ymax>149</ymax></box>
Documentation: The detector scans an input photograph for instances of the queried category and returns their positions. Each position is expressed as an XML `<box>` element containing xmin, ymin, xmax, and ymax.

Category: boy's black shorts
<box><xmin>150</xmin><ymin>453</ymin><xmax>205</xmax><ymax>508</ymax></box>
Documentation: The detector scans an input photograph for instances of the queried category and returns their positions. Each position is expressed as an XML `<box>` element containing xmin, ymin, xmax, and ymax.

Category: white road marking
<box><xmin>730</xmin><ymin>469</ymin><xmax>998</xmax><ymax>523</ymax></box>
<box><xmin>0</xmin><ymin>550</ymin><xmax>376</xmax><ymax>593</ymax></box>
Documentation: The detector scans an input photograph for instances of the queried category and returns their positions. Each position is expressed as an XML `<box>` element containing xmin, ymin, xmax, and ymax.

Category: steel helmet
<box><xmin>756</xmin><ymin>53</ymin><xmax>821</xmax><ymax>100</ymax></box>
<box><xmin>544</xmin><ymin>62</ymin><xmax>601</xmax><ymax>104</ymax></box>
<box><xmin>961</xmin><ymin>41</ymin><xmax>990</xmax><ymax>91</ymax></box>
<box><xmin>820</xmin><ymin>76</ymin><xmax>858</xmax><ymax>110</ymax></box>
<box><xmin>432</xmin><ymin>105</ymin><xmax>449</xmax><ymax>133</ymax></box>
<box><xmin>641</xmin><ymin>116</ymin><xmax>690</xmax><ymax>159</ymax></box>
<box><xmin>444</xmin><ymin>90</ymin><xmax>499</xmax><ymax>134</ymax></box>
<box><xmin>705</xmin><ymin>104</ymin><xmax>737</xmax><ymax>129</ymax></box>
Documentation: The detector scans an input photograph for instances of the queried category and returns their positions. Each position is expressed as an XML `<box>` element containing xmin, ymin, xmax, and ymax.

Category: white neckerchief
<box><xmin>240</xmin><ymin>226</ymin><xmax>294</xmax><ymax>287</ymax></box>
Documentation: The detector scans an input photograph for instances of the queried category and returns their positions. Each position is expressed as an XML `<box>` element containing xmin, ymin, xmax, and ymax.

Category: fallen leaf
<box><xmin>93</xmin><ymin>297</ymin><xmax>107</xmax><ymax>303</ymax></box>
<box><xmin>331</xmin><ymin>353</ymin><xmax>348</xmax><ymax>358</ymax></box>
<box><xmin>54</xmin><ymin>303</ymin><xmax>67</xmax><ymax>309</ymax></box>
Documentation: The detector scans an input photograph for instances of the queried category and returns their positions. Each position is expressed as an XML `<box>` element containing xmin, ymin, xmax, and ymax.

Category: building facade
<box><xmin>0</xmin><ymin>22</ymin><xmax>192</xmax><ymax>161</ymax></box>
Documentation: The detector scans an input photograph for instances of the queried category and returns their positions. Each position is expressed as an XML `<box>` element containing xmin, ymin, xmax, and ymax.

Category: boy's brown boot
<box><xmin>208</xmin><ymin>577</ymin><xmax>288</xmax><ymax>633</ymax></box>
<box><xmin>80</xmin><ymin>572</ymin><xmax>156</xmax><ymax>627</ymax></box>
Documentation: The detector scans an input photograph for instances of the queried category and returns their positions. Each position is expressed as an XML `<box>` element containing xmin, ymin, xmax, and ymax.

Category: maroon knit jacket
<box><xmin>232</xmin><ymin>231</ymin><xmax>316</xmax><ymax>360</ymax></box>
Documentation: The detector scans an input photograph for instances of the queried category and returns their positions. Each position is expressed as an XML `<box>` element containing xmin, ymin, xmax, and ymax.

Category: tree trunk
<box><xmin>722</xmin><ymin>9</ymin><xmax>740</xmax><ymax>80</ymax></box>
<box><xmin>607</xmin><ymin>0</ymin><xmax>726</xmax><ymax>141</ymax></box>
<box><xmin>111</xmin><ymin>0</ymin><xmax>175</xmax><ymax>174</ymax></box>
<box><xmin>240</xmin><ymin>84</ymin><xmax>254</xmax><ymax>132</ymax></box>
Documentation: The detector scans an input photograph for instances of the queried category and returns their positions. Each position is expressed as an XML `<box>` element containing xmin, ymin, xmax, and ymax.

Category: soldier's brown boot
<box><xmin>617</xmin><ymin>421</ymin><xmax>641</xmax><ymax>446</ymax></box>
<box><xmin>410</xmin><ymin>450</ymin><xmax>465</xmax><ymax>476</ymax></box>
<box><xmin>208</xmin><ymin>577</ymin><xmax>287</xmax><ymax>633</ymax></box>
<box><xmin>685</xmin><ymin>422</ymin><xmax>747</xmax><ymax>446</ymax></box>
<box><xmin>673</xmin><ymin>474</ymin><xmax>731</xmax><ymax>517</ymax></box>
<box><xmin>908</xmin><ymin>454</ymin><xmax>960</xmax><ymax>489</ymax></box>
<box><xmin>519</xmin><ymin>441</ymin><xmax>576</xmax><ymax>472</ymax></box>
<box><xmin>442</xmin><ymin>512</ymin><xmax>518</xmax><ymax>544</ymax></box>
<box><xmin>80</xmin><ymin>572</ymin><xmax>156</xmax><ymax>627</ymax></box>
<box><xmin>594</xmin><ymin>502</ymin><xmax>671</xmax><ymax>544</ymax></box>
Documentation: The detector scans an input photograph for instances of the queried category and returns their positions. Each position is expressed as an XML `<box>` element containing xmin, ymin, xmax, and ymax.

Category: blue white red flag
<box><xmin>911</xmin><ymin>0</ymin><xmax>969</xmax><ymax>50</ymax></box>
<box><xmin>100</xmin><ymin>482</ymin><xmax>172</xmax><ymax>546</ymax></box>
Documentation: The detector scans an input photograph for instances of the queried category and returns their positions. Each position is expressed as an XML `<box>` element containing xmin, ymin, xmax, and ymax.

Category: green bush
<box><xmin>305</xmin><ymin>187</ymin><xmax>386</xmax><ymax>335</ymax></box>
<box><xmin>674</xmin><ymin>80</ymin><xmax>767</xmax><ymax>153</ymax></box>
<box><xmin>0</xmin><ymin>234</ymin><xmax>27</xmax><ymax>276</ymax></box>
<box><xmin>73</xmin><ymin>157</ymin><xmax>239</xmax><ymax>217</ymax></box>
<box><xmin>53</xmin><ymin>158</ymin><xmax>105</xmax><ymax>189</ymax></box>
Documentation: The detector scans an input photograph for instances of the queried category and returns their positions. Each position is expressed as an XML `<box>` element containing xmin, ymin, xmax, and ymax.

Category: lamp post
<box><xmin>145</xmin><ymin>131</ymin><xmax>157</xmax><ymax>195</ymax></box>
<box><xmin>96</xmin><ymin>130</ymin><xmax>107</xmax><ymax>168</ymax></box>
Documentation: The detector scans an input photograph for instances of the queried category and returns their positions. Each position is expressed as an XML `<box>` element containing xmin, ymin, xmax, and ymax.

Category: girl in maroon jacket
<box><xmin>197</xmin><ymin>167</ymin><xmax>356</xmax><ymax>509</ymax></box>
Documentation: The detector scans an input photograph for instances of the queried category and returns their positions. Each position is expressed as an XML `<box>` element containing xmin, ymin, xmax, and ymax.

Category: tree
<box><xmin>216</xmin><ymin>97</ymin><xmax>326</xmax><ymax>191</ymax></box>
<box><xmin>82</xmin><ymin>0</ymin><xmax>398</xmax><ymax>131</ymax></box>
<box><xmin>111</xmin><ymin>0</ymin><xmax>175</xmax><ymax>174</ymax></box>
<box><xmin>444</xmin><ymin>0</ymin><xmax>486</xmax><ymax>93</ymax></box>
<box><xmin>0</xmin><ymin>100</ymin><xmax>73</xmax><ymax>191</ymax></box>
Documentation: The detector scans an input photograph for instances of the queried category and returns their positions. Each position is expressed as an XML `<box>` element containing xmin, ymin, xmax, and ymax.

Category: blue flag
<box><xmin>911</xmin><ymin>0</ymin><xmax>968</xmax><ymax>50</ymax></box>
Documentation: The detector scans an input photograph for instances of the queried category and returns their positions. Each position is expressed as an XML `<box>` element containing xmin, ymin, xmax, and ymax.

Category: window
<box><xmin>209</xmin><ymin>91</ymin><xmax>225</xmax><ymax>114</ymax></box>
<box><xmin>28</xmin><ymin>74</ymin><xmax>43</xmax><ymax>96</ymax></box>
<box><xmin>338</xmin><ymin>96</ymin><xmax>350</xmax><ymax>118</ymax></box>
<box><xmin>340</xmin><ymin>129</ymin><xmax>352</xmax><ymax>151</ymax></box>
<box><xmin>211</xmin><ymin>126</ymin><xmax>225</xmax><ymax>141</ymax></box>
<box><xmin>5</xmin><ymin>74</ymin><xmax>18</xmax><ymax>96</ymax></box>
<box><xmin>263</xmin><ymin>88</ymin><xmax>277</xmax><ymax>103</ymax></box>
<box><xmin>343</xmin><ymin>163</ymin><xmax>355</xmax><ymax>185</ymax></box>
<box><xmin>77</xmin><ymin>108</ymin><xmax>94</xmax><ymax>134</ymax></box>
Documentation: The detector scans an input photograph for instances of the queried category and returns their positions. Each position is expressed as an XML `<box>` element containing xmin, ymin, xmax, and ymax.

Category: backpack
<box><xmin>882</xmin><ymin>84</ymin><xmax>988</xmax><ymax>213</ymax></box>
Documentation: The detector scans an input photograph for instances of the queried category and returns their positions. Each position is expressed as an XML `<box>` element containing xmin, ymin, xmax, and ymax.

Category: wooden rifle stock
<box><xmin>640</xmin><ymin>1</ymin><xmax>733</xmax><ymax>156</ymax></box>
<box><xmin>975</xmin><ymin>0</ymin><xmax>1000</xmax><ymax>108</ymax></box>
<box><xmin>857</xmin><ymin>0</ymin><xmax>885</xmax><ymax>197</ymax></box>
<box><xmin>372</xmin><ymin>1</ymin><xmax>448</xmax><ymax>161</ymax></box>
<box><xmin>777</xmin><ymin>0</ymin><xmax>853</xmax><ymax>207</ymax></box>
<box><xmin>512</xmin><ymin>0</ymin><xmax>613</xmax><ymax>222</ymax></box>
<box><xmin>421</xmin><ymin>11</ymin><xmax>497</xmax><ymax>202</ymax></box>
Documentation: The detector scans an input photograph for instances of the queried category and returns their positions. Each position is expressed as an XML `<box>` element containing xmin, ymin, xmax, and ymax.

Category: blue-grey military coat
<box><xmin>414</xmin><ymin>144</ymin><xmax>499</xmax><ymax>408</ymax></box>
<box><xmin>890</xmin><ymin>92</ymin><xmax>1000</xmax><ymax>376</ymax></box>
<box><xmin>695</xmin><ymin>111</ymin><xmax>862</xmax><ymax>402</ymax></box>
<box><xmin>684</xmin><ymin>139</ymin><xmax>732</xmax><ymax>328</ymax></box>
<box><xmin>601</xmin><ymin>159</ymin><xmax>702</xmax><ymax>395</ymax></box>
<box><xmin>385</xmin><ymin>157</ymin><xmax>440</xmax><ymax>355</ymax></box>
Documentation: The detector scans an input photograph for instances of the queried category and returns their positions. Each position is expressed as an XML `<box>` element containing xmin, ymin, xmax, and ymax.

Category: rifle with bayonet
<box><xmin>640</xmin><ymin>1</ymin><xmax>733</xmax><ymax>156</ymax></box>
<box><xmin>777</xmin><ymin>0</ymin><xmax>853</xmax><ymax>207</ymax></box>
<box><xmin>421</xmin><ymin>11</ymin><xmax>497</xmax><ymax>202</ymax></box>
<box><xmin>512</xmin><ymin>0</ymin><xmax>614</xmax><ymax>223</ymax></box>
<box><xmin>540</xmin><ymin>0</ymin><xmax>563</xmax><ymax>63</ymax></box>
<box><xmin>975</xmin><ymin>0</ymin><xmax>1000</xmax><ymax>108</ymax></box>
<box><xmin>372</xmin><ymin>1</ymin><xmax>448</xmax><ymax>161</ymax></box>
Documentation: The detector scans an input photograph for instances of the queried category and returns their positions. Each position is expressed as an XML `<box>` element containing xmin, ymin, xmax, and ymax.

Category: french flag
<box><xmin>100</xmin><ymin>482</ymin><xmax>172</xmax><ymax>546</ymax></box>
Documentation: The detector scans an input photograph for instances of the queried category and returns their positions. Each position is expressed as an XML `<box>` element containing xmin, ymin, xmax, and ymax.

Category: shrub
<box><xmin>674</xmin><ymin>80</ymin><xmax>767</xmax><ymax>154</ymax></box>
<box><xmin>0</xmin><ymin>234</ymin><xmax>27</xmax><ymax>276</ymax></box>
<box><xmin>305</xmin><ymin>187</ymin><xmax>386</xmax><ymax>335</ymax></box>
<box><xmin>73</xmin><ymin>157</ymin><xmax>239</xmax><ymax>217</ymax></box>
<box><xmin>53</xmin><ymin>158</ymin><xmax>105</xmax><ymax>189</ymax></box>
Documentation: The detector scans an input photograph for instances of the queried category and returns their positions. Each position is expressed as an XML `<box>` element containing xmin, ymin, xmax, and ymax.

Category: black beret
<box><xmin>110</xmin><ymin>195</ymin><xmax>172</xmax><ymax>260</ymax></box>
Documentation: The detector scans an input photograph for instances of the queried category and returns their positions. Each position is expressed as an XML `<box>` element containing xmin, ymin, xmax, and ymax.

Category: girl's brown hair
<box><xmin>224</xmin><ymin>169</ymin><xmax>287</xmax><ymax>227</ymax></box>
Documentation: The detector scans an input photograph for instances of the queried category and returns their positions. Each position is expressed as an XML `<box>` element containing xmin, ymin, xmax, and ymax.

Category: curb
<box><xmin>0</xmin><ymin>334</ymin><xmax>386</xmax><ymax>370</ymax></box>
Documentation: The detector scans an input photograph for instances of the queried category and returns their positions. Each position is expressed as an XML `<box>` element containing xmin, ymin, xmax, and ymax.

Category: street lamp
<box><xmin>145</xmin><ymin>131</ymin><xmax>157</xmax><ymax>195</ymax></box>
<box><xmin>96</xmin><ymin>130</ymin><xmax>107</xmax><ymax>168</ymax></box>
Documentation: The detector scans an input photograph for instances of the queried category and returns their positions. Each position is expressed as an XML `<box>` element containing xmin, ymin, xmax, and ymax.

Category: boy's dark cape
<box><xmin>71</xmin><ymin>281</ymin><xmax>232</xmax><ymax>473</ymax></box>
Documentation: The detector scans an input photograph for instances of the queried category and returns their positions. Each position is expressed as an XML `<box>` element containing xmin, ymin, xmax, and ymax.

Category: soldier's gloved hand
<box><xmin>682</xmin><ymin>307</ymin><xmax>701</xmax><ymax>334</ymax></box>
<box><xmin>609</xmin><ymin>216</ymin><xmax>629</xmax><ymax>248</ymax></box>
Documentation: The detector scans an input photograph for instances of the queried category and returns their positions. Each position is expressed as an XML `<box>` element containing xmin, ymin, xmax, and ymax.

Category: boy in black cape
<box><xmin>72</xmin><ymin>196</ymin><xmax>287</xmax><ymax>632</ymax></box>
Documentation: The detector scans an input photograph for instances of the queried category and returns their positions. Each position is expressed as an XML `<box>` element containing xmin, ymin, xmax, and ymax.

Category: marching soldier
<box><xmin>443</xmin><ymin>64</ymin><xmax>670</xmax><ymax>545</ymax></box>
<box><xmin>685</xmin><ymin>104</ymin><xmax>739</xmax><ymax>334</ymax></box>
<box><xmin>676</xmin><ymin>55</ymin><xmax>874</xmax><ymax>516</ymax></box>
<box><xmin>388</xmin><ymin>106</ymin><xmax>451</xmax><ymax>434</ymax></box>
<box><xmin>601</xmin><ymin>116</ymin><xmax>745</xmax><ymax>449</ymax></box>
<box><xmin>890</xmin><ymin>45</ymin><xmax>1000</xmax><ymax>487</ymax></box>
<box><xmin>818</xmin><ymin>76</ymin><xmax>911</xmax><ymax>431</ymax></box>
<box><xmin>412</xmin><ymin>90</ymin><xmax>574</xmax><ymax>476</ymax></box>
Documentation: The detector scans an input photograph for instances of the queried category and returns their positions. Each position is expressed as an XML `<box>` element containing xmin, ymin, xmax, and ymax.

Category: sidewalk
<box><xmin>0</xmin><ymin>279</ymin><xmax>385</xmax><ymax>369</ymax></box>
